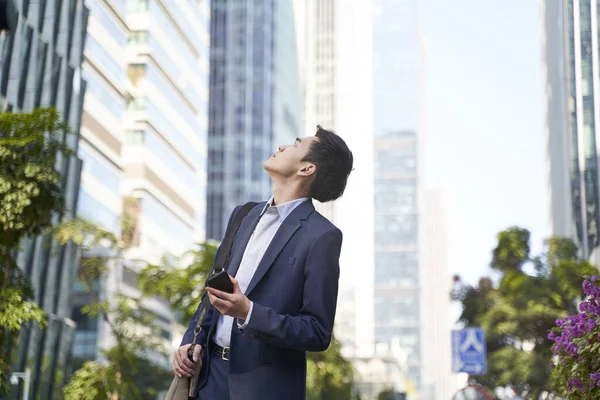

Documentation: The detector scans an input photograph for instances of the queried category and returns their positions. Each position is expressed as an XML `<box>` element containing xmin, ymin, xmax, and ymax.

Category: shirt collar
<box><xmin>262</xmin><ymin>196</ymin><xmax>309</xmax><ymax>221</ymax></box>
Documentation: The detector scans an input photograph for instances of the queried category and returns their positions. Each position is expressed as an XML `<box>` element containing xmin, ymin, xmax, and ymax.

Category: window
<box><xmin>123</xmin><ymin>130</ymin><xmax>145</xmax><ymax>145</ymax></box>
<box><xmin>127</xmin><ymin>63</ymin><xmax>146</xmax><ymax>87</ymax></box>
<box><xmin>127</xmin><ymin>97</ymin><xmax>146</xmax><ymax>111</ymax></box>
<box><xmin>126</xmin><ymin>0</ymin><xmax>148</xmax><ymax>12</ymax></box>
<box><xmin>128</xmin><ymin>30</ymin><xmax>148</xmax><ymax>44</ymax></box>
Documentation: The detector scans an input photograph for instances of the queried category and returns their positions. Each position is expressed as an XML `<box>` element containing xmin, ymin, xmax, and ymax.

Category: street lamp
<box><xmin>10</xmin><ymin>368</ymin><xmax>31</xmax><ymax>400</ymax></box>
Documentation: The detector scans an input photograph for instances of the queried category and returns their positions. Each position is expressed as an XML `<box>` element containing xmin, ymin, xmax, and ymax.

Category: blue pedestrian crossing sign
<box><xmin>452</xmin><ymin>328</ymin><xmax>487</xmax><ymax>375</ymax></box>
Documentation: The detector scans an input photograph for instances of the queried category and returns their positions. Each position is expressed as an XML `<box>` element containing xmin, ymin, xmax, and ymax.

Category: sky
<box><xmin>420</xmin><ymin>0</ymin><xmax>548</xmax><ymax>285</ymax></box>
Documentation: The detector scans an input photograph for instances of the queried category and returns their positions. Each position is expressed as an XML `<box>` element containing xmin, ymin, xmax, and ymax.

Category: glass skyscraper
<box><xmin>206</xmin><ymin>0</ymin><xmax>302</xmax><ymax>240</ymax></box>
<box><xmin>372</xmin><ymin>0</ymin><xmax>423</xmax><ymax>393</ymax></box>
<box><xmin>374</xmin><ymin>131</ymin><xmax>421</xmax><ymax>391</ymax></box>
<box><xmin>544</xmin><ymin>0</ymin><xmax>600</xmax><ymax>263</ymax></box>
<box><xmin>0</xmin><ymin>1</ymin><xmax>88</xmax><ymax>398</ymax></box>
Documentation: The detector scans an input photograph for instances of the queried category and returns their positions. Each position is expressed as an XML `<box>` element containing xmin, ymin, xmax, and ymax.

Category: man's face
<box><xmin>263</xmin><ymin>136</ymin><xmax>318</xmax><ymax>178</ymax></box>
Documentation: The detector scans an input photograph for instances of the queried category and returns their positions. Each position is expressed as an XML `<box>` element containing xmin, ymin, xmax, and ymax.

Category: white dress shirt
<box><xmin>213</xmin><ymin>196</ymin><xmax>309</xmax><ymax>348</ymax></box>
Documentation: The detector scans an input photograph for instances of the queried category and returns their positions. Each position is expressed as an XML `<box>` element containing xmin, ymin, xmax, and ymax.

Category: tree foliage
<box><xmin>0</xmin><ymin>108</ymin><xmax>73</xmax><ymax>394</ymax></box>
<box><xmin>55</xmin><ymin>219</ymin><xmax>172</xmax><ymax>400</ymax></box>
<box><xmin>306</xmin><ymin>336</ymin><xmax>357</xmax><ymax>400</ymax></box>
<box><xmin>452</xmin><ymin>227</ymin><xmax>597</xmax><ymax>399</ymax></box>
<box><xmin>377</xmin><ymin>389</ymin><xmax>407</xmax><ymax>400</ymax></box>
<box><xmin>137</xmin><ymin>242</ymin><xmax>217</xmax><ymax>323</ymax></box>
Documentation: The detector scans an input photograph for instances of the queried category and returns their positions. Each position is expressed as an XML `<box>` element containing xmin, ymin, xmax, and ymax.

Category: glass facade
<box><xmin>547</xmin><ymin>0</ymin><xmax>600</xmax><ymax>259</ymax></box>
<box><xmin>0</xmin><ymin>0</ymin><xmax>89</xmax><ymax>398</ymax></box>
<box><xmin>374</xmin><ymin>131</ymin><xmax>421</xmax><ymax>390</ymax></box>
<box><xmin>124</xmin><ymin>0</ymin><xmax>209</xmax><ymax>250</ymax></box>
<box><xmin>206</xmin><ymin>0</ymin><xmax>302</xmax><ymax>240</ymax></box>
<box><xmin>372</xmin><ymin>0</ymin><xmax>423</xmax><ymax>393</ymax></box>
<box><xmin>293</xmin><ymin>0</ymin><xmax>336</xmax><ymax>222</ymax></box>
<box><xmin>373</xmin><ymin>0</ymin><xmax>419</xmax><ymax>138</ymax></box>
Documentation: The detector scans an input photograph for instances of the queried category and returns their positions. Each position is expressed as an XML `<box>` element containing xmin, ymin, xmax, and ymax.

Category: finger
<box><xmin>178</xmin><ymin>357</ymin><xmax>194</xmax><ymax>375</ymax></box>
<box><xmin>174</xmin><ymin>364</ymin><xmax>189</xmax><ymax>378</ymax></box>
<box><xmin>208</xmin><ymin>292</ymin><xmax>229</xmax><ymax>308</ymax></box>
<box><xmin>230</xmin><ymin>276</ymin><xmax>241</xmax><ymax>292</ymax></box>
<box><xmin>181</xmin><ymin>353</ymin><xmax>195</xmax><ymax>370</ymax></box>
<box><xmin>177</xmin><ymin>346</ymin><xmax>195</xmax><ymax>371</ymax></box>
<box><xmin>193</xmin><ymin>344</ymin><xmax>202</xmax><ymax>362</ymax></box>
<box><xmin>207</xmin><ymin>292</ymin><xmax>218</xmax><ymax>305</ymax></box>
<box><xmin>206</xmin><ymin>286</ymin><xmax>233</xmax><ymax>301</ymax></box>
<box><xmin>210</xmin><ymin>296</ymin><xmax>232</xmax><ymax>314</ymax></box>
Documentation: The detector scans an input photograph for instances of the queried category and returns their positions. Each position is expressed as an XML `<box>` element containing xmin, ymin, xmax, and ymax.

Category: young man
<box><xmin>173</xmin><ymin>126</ymin><xmax>353</xmax><ymax>400</ymax></box>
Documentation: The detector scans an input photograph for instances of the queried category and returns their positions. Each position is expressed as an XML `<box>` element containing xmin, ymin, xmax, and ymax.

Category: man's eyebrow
<box><xmin>296</xmin><ymin>137</ymin><xmax>302</xmax><ymax>143</ymax></box>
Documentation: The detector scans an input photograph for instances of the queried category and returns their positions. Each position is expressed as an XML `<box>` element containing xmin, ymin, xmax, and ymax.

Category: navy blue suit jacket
<box><xmin>181</xmin><ymin>200</ymin><xmax>342</xmax><ymax>400</ymax></box>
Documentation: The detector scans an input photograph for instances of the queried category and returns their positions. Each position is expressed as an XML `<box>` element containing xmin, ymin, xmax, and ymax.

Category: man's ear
<box><xmin>298</xmin><ymin>162</ymin><xmax>316</xmax><ymax>177</ymax></box>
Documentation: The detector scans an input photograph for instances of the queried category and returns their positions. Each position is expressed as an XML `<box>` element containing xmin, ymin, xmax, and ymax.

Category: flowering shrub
<box><xmin>549</xmin><ymin>276</ymin><xmax>600</xmax><ymax>399</ymax></box>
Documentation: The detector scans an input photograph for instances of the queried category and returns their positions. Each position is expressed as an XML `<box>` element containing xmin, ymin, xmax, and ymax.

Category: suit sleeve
<box><xmin>241</xmin><ymin>228</ymin><xmax>342</xmax><ymax>352</ymax></box>
<box><xmin>180</xmin><ymin>205</ymin><xmax>241</xmax><ymax>347</ymax></box>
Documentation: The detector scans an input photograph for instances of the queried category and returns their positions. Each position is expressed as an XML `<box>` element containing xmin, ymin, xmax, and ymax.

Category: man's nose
<box><xmin>278</xmin><ymin>144</ymin><xmax>287</xmax><ymax>152</ymax></box>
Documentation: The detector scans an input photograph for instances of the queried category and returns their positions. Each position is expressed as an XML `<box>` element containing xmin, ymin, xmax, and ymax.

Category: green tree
<box><xmin>0</xmin><ymin>108</ymin><xmax>74</xmax><ymax>394</ymax></box>
<box><xmin>137</xmin><ymin>242</ymin><xmax>217</xmax><ymax>323</ymax></box>
<box><xmin>452</xmin><ymin>227</ymin><xmax>596</xmax><ymax>399</ymax></box>
<box><xmin>55</xmin><ymin>219</ymin><xmax>172</xmax><ymax>400</ymax></box>
<box><xmin>306</xmin><ymin>336</ymin><xmax>358</xmax><ymax>400</ymax></box>
<box><xmin>377</xmin><ymin>389</ymin><xmax>407</xmax><ymax>400</ymax></box>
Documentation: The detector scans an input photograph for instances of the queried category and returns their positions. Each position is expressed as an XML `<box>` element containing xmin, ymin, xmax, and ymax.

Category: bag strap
<box><xmin>187</xmin><ymin>201</ymin><xmax>258</xmax><ymax>356</ymax></box>
<box><xmin>212</xmin><ymin>201</ymin><xmax>258</xmax><ymax>274</ymax></box>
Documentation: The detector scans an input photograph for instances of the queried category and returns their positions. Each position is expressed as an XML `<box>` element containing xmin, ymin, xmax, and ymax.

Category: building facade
<box><xmin>0</xmin><ymin>0</ymin><xmax>88</xmax><ymax>398</ymax></box>
<box><xmin>70</xmin><ymin>0</ymin><xmax>127</xmax><ymax>365</ymax></box>
<box><xmin>374</xmin><ymin>131</ymin><xmax>421</xmax><ymax>393</ymax></box>
<box><xmin>372</xmin><ymin>0</ymin><xmax>423</xmax><ymax>394</ymax></box>
<box><xmin>543</xmin><ymin>0</ymin><xmax>600</xmax><ymax>262</ymax></box>
<box><xmin>71</xmin><ymin>0</ymin><xmax>210</xmax><ymax>369</ymax></box>
<box><xmin>206</xmin><ymin>0</ymin><xmax>302</xmax><ymax>240</ymax></box>
<box><xmin>328</xmin><ymin>0</ymin><xmax>375</xmax><ymax>359</ymax></box>
<box><xmin>293</xmin><ymin>0</ymin><xmax>336</xmax><ymax>222</ymax></box>
<box><xmin>419</xmin><ymin>190</ymin><xmax>457</xmax><ymax>400</ymax></box>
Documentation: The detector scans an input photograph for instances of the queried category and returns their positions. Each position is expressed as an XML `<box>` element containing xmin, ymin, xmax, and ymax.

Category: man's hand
<box><xmin>173</xmin><ymin>344</ymin><xmax>202</xmax><ymax>378</ymax></box>
<box><xmin>206</xmin><ymin>276</ymin><xmax>251</xmax><ymax>320</ymax></box>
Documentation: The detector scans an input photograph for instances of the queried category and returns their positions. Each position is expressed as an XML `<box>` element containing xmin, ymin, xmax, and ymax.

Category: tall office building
<box><xmin>374</xmin><ymin>131</ymin><xmax>421</xmax><ymax>392</ymax></box>
<box><xmin>123</xmin><ymin>0</ymin><xmax>210</xmax><ymax>257</ymax></box>
<box><xmin>372</xmin><ymin>0</ymin><xmax>423</xmax><ymax>393</ymax></box>
<box><xmin>71</xmin><ymin>0</ymin><xmax>210</xmax><ymax>369</ymax></box>
<box><xmin>70</xmin><ymin>0</ymin><xmax>128</xmax><ymax>367</ymax></box>
<box><xmin>333</xmin><ymin>0</ymin><xmax>375</xmax><ymax>359</ymax></box>
<box><xmin>543</xmin><ymin>0</ymin><xmax>600</xmax><ymax>264</ymax></box>
<box><xmin>420</xmin><ymin>190</ymin><xmax>457</xmax><ymax>400</ymax></box>
<box><xmin>206</xmin><ymin>0</ymin><xmax>302</xmax><ymax>240</ymax></box>
<box><xmin>1</xmin><ymin>1</ymin><xmax>88</xmax><ymax>398</ymax></box>
<box><xmin>293</xmin><ymin>0</ymin><xmax>336</xmax><ymax>222</ymax></box>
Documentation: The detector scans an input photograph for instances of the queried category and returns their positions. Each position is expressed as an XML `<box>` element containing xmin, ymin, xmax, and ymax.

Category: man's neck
<box><xmin>271</xmin><ymin>180</ymin><xmax>306</xmax><ymax>205</ymax></box>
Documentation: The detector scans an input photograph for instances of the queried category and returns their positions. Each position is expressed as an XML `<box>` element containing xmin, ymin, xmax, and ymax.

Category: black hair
<box><xmin>302</xmin><ymin>125</ymin><xmax>354</xmax><ymax>202</ymax></box>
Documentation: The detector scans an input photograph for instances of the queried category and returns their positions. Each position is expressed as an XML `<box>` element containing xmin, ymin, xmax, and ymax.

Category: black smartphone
<box><xmin>205</xmin><ymin>269</ymin><xmax>234</xmax><ymax>294</ymax></box>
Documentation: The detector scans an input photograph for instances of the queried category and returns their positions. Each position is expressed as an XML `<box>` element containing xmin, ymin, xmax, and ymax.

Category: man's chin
<box><xmin>263</xmin><ymin>159</ymin><xmax>272</xmax><ymax>171</ymax></box>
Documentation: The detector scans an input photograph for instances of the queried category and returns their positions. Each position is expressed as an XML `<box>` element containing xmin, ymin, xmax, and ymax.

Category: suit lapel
<box><xmin>245</xmin><ymin>200</ymin><xmax>314</xmax><ymax>296</ymax></box>
<box><xmin>227</xmin><ymin>203</ymin><xmax>263</xmax><ymax>277</ymax></box>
